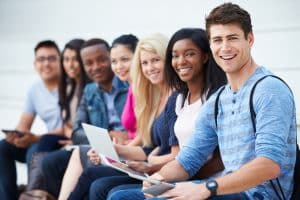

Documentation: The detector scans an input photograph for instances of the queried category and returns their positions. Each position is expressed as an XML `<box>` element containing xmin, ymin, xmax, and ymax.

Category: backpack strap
<box><xmin>249</xmin><ymin>75</ymin><xmax>293</xmax><ymax>133</ymax></box>
<box><xmin>214</xmin><ymin>86</ymin><xmax>226</xmax><ymax>129</ymax></box>
<box><xmin>249</xmin><ymin>74</ymin><xmax>293</xmax><ymax>200</ymax></box>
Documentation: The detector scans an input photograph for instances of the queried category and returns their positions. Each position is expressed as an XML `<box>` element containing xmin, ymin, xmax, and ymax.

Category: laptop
<box><xmin>81</xmin><ymin>123</ymin><xmax>119</xmax><ymax>161</ymax></box>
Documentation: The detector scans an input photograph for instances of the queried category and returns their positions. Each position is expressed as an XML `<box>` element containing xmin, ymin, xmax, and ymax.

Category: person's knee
<box><xmin>90</xmin><ymin>177</ymin><xmax>121</xmax><ymax>199</ymax></box>
<box><xmin>42</xmin><ymin>150</ymin><xmax>72</xmax><ymax>179</ymax></box>
<box><xmin>89</xmin><ymin>179</ymin><xmax>106</xmax><ymax>199</ymax></box>
<box><xmin>41</xmin><ymin>151</ymin><xmax>62</xmax><ymax>177</ymax></box>
<box><xmin>41</xmin><ymin>153</ymin><xmax>54</xmax><ymax>172</ymax></box>
<box><xmin>42</xmin><ymin>150</ymin><xmax>67</xmax><ymax>170</ymax></box>
<box><xmin>0</xmin><ymin>140</ymin><xmax>28</xmax><ymax>165</ymax></box>
<box><xmin>0</xmin><ymin>139</ymin><xmax>13</xmax><ymax>158</ymax></box>
<box><xmin>107</xmin><ymin>190</ymin><xmax>122</xmax><ymax>200</ymax></box>
<box><xmin>89</xmin><ymin>179</ymin><xmax>99</xmax><ymax>193</ymax></box>
<box><xmin>78</xmin><ymin>167</ymin><xmax>94</xmax><ymax>184</ymax></box>
<box><xmin>108</xmin><ymin>190</ymin><xmax>133</xmax><ymax>200</ymax></box>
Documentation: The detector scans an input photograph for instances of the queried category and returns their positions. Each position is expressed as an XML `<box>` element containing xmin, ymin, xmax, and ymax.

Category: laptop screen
<box><xmin>82</xmin><ymin>123</ymin><xmax>119</xmax><ymax>161</ymax></box>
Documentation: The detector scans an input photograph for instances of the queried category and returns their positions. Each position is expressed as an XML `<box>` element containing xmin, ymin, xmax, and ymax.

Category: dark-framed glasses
<box><xmin>36</xmin><ymin>55</ymin><xmax>58</xmax><ymax>63</ymax></box>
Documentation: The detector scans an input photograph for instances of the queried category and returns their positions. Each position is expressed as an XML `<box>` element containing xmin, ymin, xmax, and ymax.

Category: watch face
<box><xmin>207</xmin><ymin>181</ymin><xmax>217</xmax><ymax>188</ymax></box>
<box><xmin>206</xmin><ymin>180</ymin><xmax>218</xmax><ymax>197</ymax></box>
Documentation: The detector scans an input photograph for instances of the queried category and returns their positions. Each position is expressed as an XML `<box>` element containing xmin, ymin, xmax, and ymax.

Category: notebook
<box><xmin>82</xmin><ymin>123</ymin><xmax>119</xmax><ymax>161</ymax></box>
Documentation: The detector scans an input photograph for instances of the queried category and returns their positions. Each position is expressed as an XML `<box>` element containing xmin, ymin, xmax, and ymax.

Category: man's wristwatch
<box><xmin>206</xmin><ymin>180</ymin><xmax>218</xmax><ymax>197</ymax></box>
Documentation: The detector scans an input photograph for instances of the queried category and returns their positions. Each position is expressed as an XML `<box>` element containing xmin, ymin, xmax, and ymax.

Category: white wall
<box><xmin>0</xmin><ymin>0</ymin><xmax>299</xmax><ymax>186</ymax></box>
<box><xmin>0</xmin><ymin>0</ymin><xmax>299</xmax><ymax>131</ymax></box>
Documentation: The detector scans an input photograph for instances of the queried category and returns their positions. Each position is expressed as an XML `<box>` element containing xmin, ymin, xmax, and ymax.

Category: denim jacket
<box><xmin>71</xmin><ymin>76</ymin><xmax>128</xmax><ymax>144</ymax></box>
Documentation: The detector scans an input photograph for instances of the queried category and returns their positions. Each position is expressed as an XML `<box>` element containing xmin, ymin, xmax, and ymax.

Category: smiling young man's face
<box><xmin>81</xmin><ymin>44</ymin><xmax>114</xmax><ymax>87</ymax></box>
<box><xmin>34</xmin><ymin>47</ymin><xmax>60</xmax><ymax>82</ymax></box>
<box><xmin>209</xmin><ymin>23</ymin><xmax>254</xmax><ymax>75</ymax></box>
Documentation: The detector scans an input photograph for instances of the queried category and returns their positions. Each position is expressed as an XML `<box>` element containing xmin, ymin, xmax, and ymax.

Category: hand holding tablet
<box><xmin>100</xmin><ymin>154</ymin><xmax>175</xmax><ymax>196</ymax></box>
<box><xmin>142</xmin><ymin>182</ymin><xmax>175</xmax><ymax>196</ymax></box>
<box><xmin>1</xmin><ymin>129</ymin><xmax>25</xmax><ymax>137</ymax></box>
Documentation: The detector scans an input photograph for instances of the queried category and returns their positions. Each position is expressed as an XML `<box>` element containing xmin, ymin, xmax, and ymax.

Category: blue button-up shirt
<box><xmin>103</xmin><ymin>86</ymin><xmax>124</xmax><ymax>131</ymax></box>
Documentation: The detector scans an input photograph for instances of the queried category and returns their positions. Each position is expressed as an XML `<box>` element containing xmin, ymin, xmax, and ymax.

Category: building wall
<box><xmin>0</xmin><ymin>0</ymin><xmax>299</xmax><ymax>129</ymax></box>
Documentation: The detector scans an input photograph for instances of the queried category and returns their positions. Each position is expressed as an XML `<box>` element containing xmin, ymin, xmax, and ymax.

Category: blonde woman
<box><xmin>67</xmin><ymin>33</ymin><xmax>179</xmax><ymax>200</ymax></box>
<box><xmin>115</xmin><ymin>33</ymin><xmax>175</xmax><ymax>160</ymax></box>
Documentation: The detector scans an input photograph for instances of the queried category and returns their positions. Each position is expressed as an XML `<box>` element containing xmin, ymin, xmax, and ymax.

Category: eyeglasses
<box><xmin>36</xmin><ymin>55</ymin><xmax>58</xmax><ymax>63</ymax></box>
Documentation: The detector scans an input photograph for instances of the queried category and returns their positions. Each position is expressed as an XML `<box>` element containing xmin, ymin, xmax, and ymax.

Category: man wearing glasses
<box><xmin>0</xmin><ymin>40</ymin><xmax>63</xmax><ymax>200</ymax></box>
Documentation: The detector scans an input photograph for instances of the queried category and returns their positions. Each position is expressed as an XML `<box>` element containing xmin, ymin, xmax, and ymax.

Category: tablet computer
<box><xmin>100</xmin><ymin>154</ymin><xmax>146</xmax><ymax>177</ymax></box>
<box><xmin>142</xmin><ymin>182</ymin><xmax>175</xmax><ymax>196</ymax></box>
<box><xmin>1</xmin><ymin>129</ymin><xmax>24</xmax><ymax>137</ymax></box>
<box><xmin>100</xmin><ymin>154</ymin><xmax>175</xmax><ymax>188</ymax></box>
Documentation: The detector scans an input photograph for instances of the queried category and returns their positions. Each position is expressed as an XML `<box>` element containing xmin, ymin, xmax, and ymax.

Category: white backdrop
<box><xmin>0</xmin><ymin>0</ymin><xmax>299</xmax><ymax>131</ymax></box>
<box><xmin>0</xmin><ymin>0</ymin><xmax>300</xmax><ymax>185</ymax></box>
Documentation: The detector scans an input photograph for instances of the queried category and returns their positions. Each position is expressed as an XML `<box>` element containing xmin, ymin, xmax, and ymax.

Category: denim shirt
<box><xmin>71</xmin><ymin>76</ymin><xmax>128</xmax><ymax>144</ymax></box>
<box><xmin>103</xmin><ymin>86</ymin><xmax>125</xmax><ymax>131</ymax></box>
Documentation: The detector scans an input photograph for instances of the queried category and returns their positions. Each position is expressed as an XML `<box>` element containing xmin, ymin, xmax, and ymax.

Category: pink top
<box><xmin>121</xmin><ymin>85</ymin><xmax>137</xmax><ymax>139</ymax></box>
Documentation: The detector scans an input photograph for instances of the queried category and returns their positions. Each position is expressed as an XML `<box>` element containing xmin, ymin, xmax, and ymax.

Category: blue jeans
<box><xmin>148</xmin><ymin>194</ymin><xmax>249</xmax><ymax>200</ymax></box>
<box><xmin>108</xmin><ymin>188</ymin><xmax>249</xmax><ymax>200</ymax></box>
<box><xmin>41</xmin><ymin>149</ymin><xmax>72</xmax><ymax>198</ymax></box>
<box><xmin>0</xmin><ymin>139</ymin><xmax>39</xmax><ymax>200</ymax></box>
<box><xmin>68</xmin><ymin>165</ymin><xmax>139</xmax><ymax>200</ymax></box>
<box><xmin>108</xmin><ymin>189</ymin><xmax>143</xmax><ymax>200</ymax></box>
<box><xmin>89</xmin><ymin>175</ymin><xmax>141</xmax><ymax>200</ymax></box>
<box><xmin>107</xmin><ymin>184</ymin><xmax>141</xmax><ymax>199</ymax></box>
<box><xmin>36</xmin><ymin>134</ymin><xmax>68</xmax><ymax>152</ymax></box>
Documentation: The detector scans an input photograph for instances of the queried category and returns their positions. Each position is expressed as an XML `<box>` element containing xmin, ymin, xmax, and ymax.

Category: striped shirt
<box><xmin>177</xmin><ymin>66</ymin><xmax>296</xmax><ymax>199</ymax></box>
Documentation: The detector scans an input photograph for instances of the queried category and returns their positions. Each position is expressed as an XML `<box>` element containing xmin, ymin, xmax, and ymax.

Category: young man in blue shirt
<box><xmin>0</xmin><ymin>40</ymin><xmax>63</xmax><ymax>200</ymax></box>
<box><xmin>142</xmin><ymin>3</ymin><xmax>296</xmax><ymax>200</ymax></box>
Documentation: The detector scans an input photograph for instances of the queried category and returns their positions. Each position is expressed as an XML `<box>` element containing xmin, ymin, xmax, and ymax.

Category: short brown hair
<box><xmin>205</xmin><ymin>2</ymin><xmax>252</xmax><ymax>39</ymax></box>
